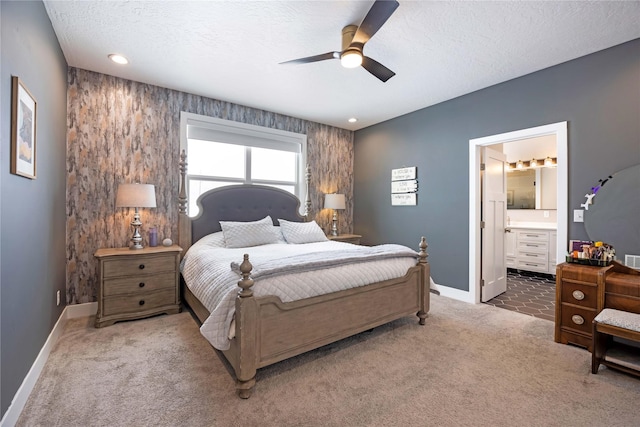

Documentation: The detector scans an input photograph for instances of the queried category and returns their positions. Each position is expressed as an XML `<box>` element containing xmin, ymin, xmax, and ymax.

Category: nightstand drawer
<box><xmin>103</xmin><ymin>288</ymin><xmax>176</xmax><ymax>316</ymax></box>
<box><xmin>103</xmin><ymin>254</ymin><xmax>175</xmax><ymax>278</ymax></box>
<box><xmin>104</xmin><ymin>272</ymin><xmax>176</xmax><ymax>297</ymax></box>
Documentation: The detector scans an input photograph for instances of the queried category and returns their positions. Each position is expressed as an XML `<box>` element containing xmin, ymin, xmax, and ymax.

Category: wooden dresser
<box><xmin>555</xmin><ymin>262</ymin><xmax>640</xmax><ymax>352</ymax></box>
<box><xmin>94</xmin><ymin>245</ymin><xmax>182</xmax><ymax>328</ymax></box>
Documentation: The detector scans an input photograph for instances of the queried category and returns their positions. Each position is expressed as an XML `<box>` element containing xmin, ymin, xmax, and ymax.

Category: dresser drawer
<box><xmin>516</xmin><ymin>230</ymin><xmax>548</xmax><ymax>242</ymax></box>
<box><xmin>104</xmin><ymin>272</ymin><xmax>176</xmax><ymax>297</ymax></box>
<box><xmin>103</xmin><ymin>254</ymin><xmax>175</xmax><ymax>278</ymax></box>
<box><xmin>517</xmin><ymin>250</ymin><xmax>547</xmax><ymax>263</ymax></box>
<box><xmin>517</xmin><ymin>240</ymin><xmax>548</xmax><ymax>254</ymax></box>
<box><xmin>560</xmin><ymin>281</ymin><xmax>597</xmax><ymax>309</ymax></box>
<box><xmin>103</xmin><ymin>288</ymin><xmax>176</xmax><ymax>316</ymax></box>
<box><xmin>560</xmin><ymin>304</ymin><xmax>597</xmax><ymax>335</ymax></box>
<box><xmin>516</xmin><ymin>258</ymin><xmax>548</xmax><ymax>273</ymax></box>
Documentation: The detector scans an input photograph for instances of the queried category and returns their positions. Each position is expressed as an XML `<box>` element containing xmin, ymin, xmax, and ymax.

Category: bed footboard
<box><xmin>225</xmin><ymin>237</ymin><xmax>430</xmax><ymax>398</ymax></box>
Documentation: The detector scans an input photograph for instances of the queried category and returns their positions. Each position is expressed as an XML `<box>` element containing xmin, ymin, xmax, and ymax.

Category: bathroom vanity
<box><xmin>506</xmin><ymin>223</ymin><xmax>557</xmax><ymax>275</ymax></box>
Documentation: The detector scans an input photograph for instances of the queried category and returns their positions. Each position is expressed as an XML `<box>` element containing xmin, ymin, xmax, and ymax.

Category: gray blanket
<box><xmin>230</xmin><ymin>244</ymin><xmax>418</xmax><ymax>280</ymax></box>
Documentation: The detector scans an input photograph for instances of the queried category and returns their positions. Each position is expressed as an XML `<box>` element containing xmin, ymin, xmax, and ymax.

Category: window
<box><xmin>180</xmin><ymin>113</ymin><xmax>307</xmax><ymax>216</ymax></box>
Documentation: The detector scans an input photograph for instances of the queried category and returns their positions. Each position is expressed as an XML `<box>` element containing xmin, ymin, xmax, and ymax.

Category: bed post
<box><xmin>417</xmin><ymin>236</ymin><xmax>430</xmax><ymax>325</ymax></box>
<box><xmin>178</xmin><ymin>150</ymin><xmax>191</xmax><ymax>257</ymax></box>
<box><xmin>234</xmin><ymin>254</ymin><xmax>258</xmax><ymax>398</ymax></box>
<box><xmin>304</xmin><ymin>164</ymin><xmax>311</xmax><ymax>221</ymax></box>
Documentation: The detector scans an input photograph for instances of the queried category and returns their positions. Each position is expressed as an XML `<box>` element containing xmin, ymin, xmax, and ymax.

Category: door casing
<box><xmin>468</xmin><ymin>122</ymin><xmax>568</xmax><ymax>304</ymax></box>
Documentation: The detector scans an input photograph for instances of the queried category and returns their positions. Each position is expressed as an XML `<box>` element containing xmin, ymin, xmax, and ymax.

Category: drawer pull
<box><xmin>139</xmin><ymin>264</ymin><xmax>145</xmax><ymax>270</ymax></box>
<box><xmin>572</xmin><ymin>290</ymin><xmax>585</xmax><ymax>301</ymax></box>
<box><xmin>139</xmin><ymin>300</ymin><xmax>145</xmax><ymax>306</ymax></box>
<box><xmin>139</xmin><ymin>282</ymin><xmax>145</xmax><ymax>288</ymax></box>
<box><xmin>571</xmin><ymin>315</ymin><xmax>584</xmax><ymax>325</ymax></box>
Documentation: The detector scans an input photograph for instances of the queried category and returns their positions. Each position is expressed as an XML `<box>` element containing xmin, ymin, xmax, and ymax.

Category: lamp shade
<box><xmin>115</xmin><ymin>184</ymin><xmax>157</xmax><ymax>208</ymax></box>
<box><xmin>324</xmin><ymin>193</ymin><xmax>346</xmax><ymax>210</ymax></box>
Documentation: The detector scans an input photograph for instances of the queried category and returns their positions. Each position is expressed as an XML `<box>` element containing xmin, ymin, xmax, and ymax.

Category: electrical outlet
<box><xmin>56</xmin><ymin>290</ymin><xmax>61</xmax><ymax>306</ymax></box>
<box><xmin>573</xmin><ymin>209</ymin><xmax>584</xmax><ymax>223</ymax></box>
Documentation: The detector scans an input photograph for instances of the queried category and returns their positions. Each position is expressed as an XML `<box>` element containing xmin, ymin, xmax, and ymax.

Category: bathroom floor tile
<box><xmin>484</xmin><ymin>269</ymin><xmax>555</xmax><ymax>322</ymax></box>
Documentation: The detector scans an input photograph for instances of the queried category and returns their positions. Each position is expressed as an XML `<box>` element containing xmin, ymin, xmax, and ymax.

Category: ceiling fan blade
<box><xmin>351</xmin><ymin>0</ymin><xmax>399</xmax><ymax>46</ymax></box>
<box><xmin>280</xmin><ymin>52</ymin><xmax>339</xmax><ymax>65</ymax></box>
<box><xmin>361</xmin><ymin>56</ymin><xmax>395</xmax><ymax>82</ymax></box>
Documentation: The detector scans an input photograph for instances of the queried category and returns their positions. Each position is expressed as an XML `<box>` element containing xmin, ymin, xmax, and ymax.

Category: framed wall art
<box><xmin>11</xmin><ymin>76</ymin><xmax>37</xmax><ymax>179</ymax></box>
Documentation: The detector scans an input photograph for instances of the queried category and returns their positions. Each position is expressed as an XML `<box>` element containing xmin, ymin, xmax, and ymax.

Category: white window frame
<box><xmin>179</xmin><ymin>112</ymin><xmax>307</xmax><ymax>215</ymax></box>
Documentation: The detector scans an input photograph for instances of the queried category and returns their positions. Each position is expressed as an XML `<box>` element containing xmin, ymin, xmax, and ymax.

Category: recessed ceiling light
<box><xmin>108</xmin><ymin>54</ymin><xmax>128</xmax><ymax>65</ymax></box>
<box><xmin>348</xmin><ymin>118</ymin><xmax>358</xmax><ymax>123</ymax></box>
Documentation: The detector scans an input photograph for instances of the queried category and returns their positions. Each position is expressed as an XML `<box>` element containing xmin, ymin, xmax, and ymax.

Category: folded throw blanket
<box><xmin>231</xmin><ymin>244</ymin><xmax>418</xmax><ymax>280</ymax></box>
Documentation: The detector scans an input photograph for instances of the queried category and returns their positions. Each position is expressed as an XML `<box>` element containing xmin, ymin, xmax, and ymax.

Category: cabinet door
<box><xmin>549</xmin><ymin>232</ymin><xmax>557</xmax><ymax>274</ymax></box>
<box><xmin>505</xmin><ymin>230</ymin><xmax>517</xmax><ymax>267</ymax></box>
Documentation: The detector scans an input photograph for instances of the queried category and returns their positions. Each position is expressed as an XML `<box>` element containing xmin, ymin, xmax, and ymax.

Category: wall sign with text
<box><xmin>391</xmin><ymin>167</ymin><xmax>418</xmax><ymax>206</ymax></box>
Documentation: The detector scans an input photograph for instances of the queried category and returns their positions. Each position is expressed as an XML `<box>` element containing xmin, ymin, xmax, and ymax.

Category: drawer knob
<box><xmin>139</xmin><ymin>282</ymin><xmax>145</xmax><ymax>288</ymax></box>
<box><xmin>571</xmin><ymin>315</ymin><xmax>584</xmax><ymax>325</ymax></box>
<box><xmin>572</xmin><ymin>290</ymin><xmax>585</xmax><ymax>301</ymax></box>
<box><xmin>139</xmin><ymin>264</ymin><xmax>145</xmax><ymax>270</ymax></box>
<box><xmin>139</xmin><ymin>300</ymin><xmax>145</xmax><ymax>306</ymax></box>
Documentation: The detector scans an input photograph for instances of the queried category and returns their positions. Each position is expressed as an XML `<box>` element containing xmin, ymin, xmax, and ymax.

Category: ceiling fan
<box><xmin>280</xmin><ymin>0</ymin><xmax>399</xmax><ymax>82</ymax></box>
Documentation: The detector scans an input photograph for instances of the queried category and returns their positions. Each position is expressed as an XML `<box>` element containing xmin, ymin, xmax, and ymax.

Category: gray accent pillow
<box><xmin>278</xmin><ymin>219</ymin><xmax>328</xmax><ymax>244</ymax></box>
<box><xmin>220</xmin><ymin>216</ymin><xmax>280</xmax><ymax>248</ymax></box>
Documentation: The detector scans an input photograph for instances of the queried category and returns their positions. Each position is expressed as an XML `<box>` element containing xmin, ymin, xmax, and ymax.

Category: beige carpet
<box><xmin>17</xmin><ymin>295</ymin><xmax>640</xmax><ymax>427</ymax></box>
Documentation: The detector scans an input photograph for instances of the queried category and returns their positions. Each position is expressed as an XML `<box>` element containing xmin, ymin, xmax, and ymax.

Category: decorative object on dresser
<box><xmin>327</xmin><ymin>233</ymin><xmax>362</xmax><ymax>245</ymax></box>
<box><xmin>94</xmin><ymin>245</ymin><xmax>182</xmax><ymax>328</ymax></box>
<box><xmin>324</xmin><ymin>193</ymin><xmax>346</xmax><ymax>236</ymax></box>
<box><xmin>555</xmin><ymin>261</ymin><xmax>640</xmax><ymax>352</ymax></box>
<box><xmin>115</xmin><ymin>183</ymin><xmax>157</xmax><ymax>249</ymax></box>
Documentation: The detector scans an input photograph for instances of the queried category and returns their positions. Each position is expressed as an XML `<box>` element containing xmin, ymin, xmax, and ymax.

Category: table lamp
<box><xmin>116</xmin><ymin>183</ymin><xmax>157</xmax><ymax>249</ymax></box>
<box><xmin>324</xmin><ymin>193</ymin><xmax>346</xmax><ymax>236</ymax></box>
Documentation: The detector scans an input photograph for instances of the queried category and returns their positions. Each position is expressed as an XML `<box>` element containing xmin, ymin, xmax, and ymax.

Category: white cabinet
<box><xmin>509</xmin><ymin>228</ymin><xmax>557</xmax><ymax>275</ymax></box>
<box><xmin>505</xmin><ymin>230</ymin><xmax>517</xmax><ymax>267</ymax></box>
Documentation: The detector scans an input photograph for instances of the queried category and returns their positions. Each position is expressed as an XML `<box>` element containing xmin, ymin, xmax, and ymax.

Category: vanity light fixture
<box><xmin>530</xmin><ymin>158</ymin><xmax>538</xmax><ymax>167</ymax></box>
<box><xmin>516</xmin><ymin>160</ymin><xmax>524</xmax><ymax>169</ymax></box>
<box><xmin>544</xmin><ymin>156</ymin><xmax>554</xmax><ymax>166</ymax></box>
<box><xmin>108</xmin><ymin>54</ymin><xmax>129</xmax><ymax>65</ymax></box>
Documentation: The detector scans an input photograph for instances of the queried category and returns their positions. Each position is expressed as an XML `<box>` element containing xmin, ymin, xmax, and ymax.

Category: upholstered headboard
<box><xmin>191</xmin><ymin>185</ymin><xmax>306</xmax><ymax>244</ymax></box>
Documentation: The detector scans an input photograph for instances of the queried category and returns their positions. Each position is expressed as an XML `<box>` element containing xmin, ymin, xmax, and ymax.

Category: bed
<box><xmin>177</xmin><ymin>151</ymin><xmax>430</xmax><ymax>398</ymax></box>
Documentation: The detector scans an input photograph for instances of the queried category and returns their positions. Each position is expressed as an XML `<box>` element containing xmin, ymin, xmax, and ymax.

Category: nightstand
<box><xmin>327</xmin><ymin>234</ymin><xmax>362</xmax><ymax>245</ymax></box>
<box><xmin>94</xmin><ymin>245</ymin><xmax>183</xmax><ymax>328</ymax></box>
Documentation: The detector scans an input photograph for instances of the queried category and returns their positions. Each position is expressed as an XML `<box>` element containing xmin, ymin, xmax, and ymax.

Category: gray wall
<box><xmin>1</xmin><ymin>1</ymin><xmax>68</xmax><ymax>417</ymax></box>
<box><xmin>354</xmin><ymin>39</ymin><xmax>640</xmax><ymax>291</ymax></box>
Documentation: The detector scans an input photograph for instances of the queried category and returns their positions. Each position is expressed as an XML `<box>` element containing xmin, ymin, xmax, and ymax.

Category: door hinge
<box><xmin>480</xmin><ymin>221</ymin><xmax>485</xmax><ymax>228</ymax></box>
<box><xmin>481</xmin><ymin>279</ymin><xmax>485</xmax><ymax>287</ymax></box>
<box><xmin>480</xmin><ymin>163</ymin><xmax>486</xmax><ymax>171</ymax></box>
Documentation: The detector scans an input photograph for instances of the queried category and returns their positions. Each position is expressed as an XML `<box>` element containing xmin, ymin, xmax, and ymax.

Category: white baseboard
<box><xmin>0</xmin><ymin>302</ymin><xmax>96</xmax><ymax>427</ymax></box>
<box><xmin>431</xmin><ymin>282</ymin><xmax>475</xmax><ymax>303</ymax></box>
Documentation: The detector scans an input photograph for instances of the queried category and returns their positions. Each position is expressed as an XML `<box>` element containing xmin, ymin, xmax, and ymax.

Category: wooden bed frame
<box><xmin>177</xmin><ymin>150</ymin><xmax>430</xmax><ymax>398</ymax></box>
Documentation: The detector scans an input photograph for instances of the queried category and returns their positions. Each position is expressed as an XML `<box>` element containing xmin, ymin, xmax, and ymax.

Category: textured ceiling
<box><xmin>43</xmin><ymin>1</ymin><xmax>640</xmax><ymax>130</ymax></box>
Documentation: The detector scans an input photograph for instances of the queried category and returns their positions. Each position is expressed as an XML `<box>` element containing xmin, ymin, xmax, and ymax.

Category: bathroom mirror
<box><xmin>507</xmin><ymin>167</ymin><xmax>557</xmax><ymax>210</ymax></box>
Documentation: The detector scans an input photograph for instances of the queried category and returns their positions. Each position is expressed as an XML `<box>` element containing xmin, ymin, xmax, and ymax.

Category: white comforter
<box><xmin>181</xmin><ymin>232</ymin><xmax>418</xmax><ymax>350</ymax></box>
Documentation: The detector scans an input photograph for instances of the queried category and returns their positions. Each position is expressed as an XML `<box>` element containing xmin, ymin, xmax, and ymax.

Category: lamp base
<box><xmin>331</xmin><ymin>211</ymin><xmax>339</xmax><ymax>236</ymax></box>
<box><xmin>129</xmin><ymin>208</ymin><xmax>144</xmax><ymax>250</ymax></box>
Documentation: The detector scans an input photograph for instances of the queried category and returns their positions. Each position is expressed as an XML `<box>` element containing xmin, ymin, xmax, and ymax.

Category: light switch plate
<box><xmin>573</xmin><ymin>209</ymin><xmax>584</xmax><ymax>222</ymax></box>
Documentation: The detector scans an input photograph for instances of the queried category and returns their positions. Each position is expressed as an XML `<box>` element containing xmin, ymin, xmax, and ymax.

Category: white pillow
<box><xmin>278</xmin><ymin>219</ymin><xmax>328</xmax><ymax>244</ymax></box>
<box><xmin>220</xmin><ymin>216</ymin><xmax>280</xmax><ymax>248</ymax></box>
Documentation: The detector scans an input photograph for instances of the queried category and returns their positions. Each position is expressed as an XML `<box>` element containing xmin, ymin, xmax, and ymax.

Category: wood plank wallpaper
<box><xmin>66</xmin><ymin>68</ymin><xmax>354</xmax><ymax>304</ymax></box>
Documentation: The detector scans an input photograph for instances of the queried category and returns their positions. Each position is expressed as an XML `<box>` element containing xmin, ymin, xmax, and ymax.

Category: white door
<box><xmin>481</xmin><ymin>147</ymin><xmax>508</xmax><ymax>302</ymax></box>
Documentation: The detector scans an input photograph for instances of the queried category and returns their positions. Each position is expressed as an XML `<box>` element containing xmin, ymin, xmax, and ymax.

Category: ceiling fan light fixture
<box><xmin>341</xmin><ymin>50</ymin><xmax>362</xmax><ymax>68</ymax></box>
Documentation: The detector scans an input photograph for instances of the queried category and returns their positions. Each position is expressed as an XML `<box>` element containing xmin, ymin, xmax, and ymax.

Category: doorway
<box><xmin>469</xmin><ymin>122</ymin><xmax>568</xmax><ymax>304</ymax></box>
